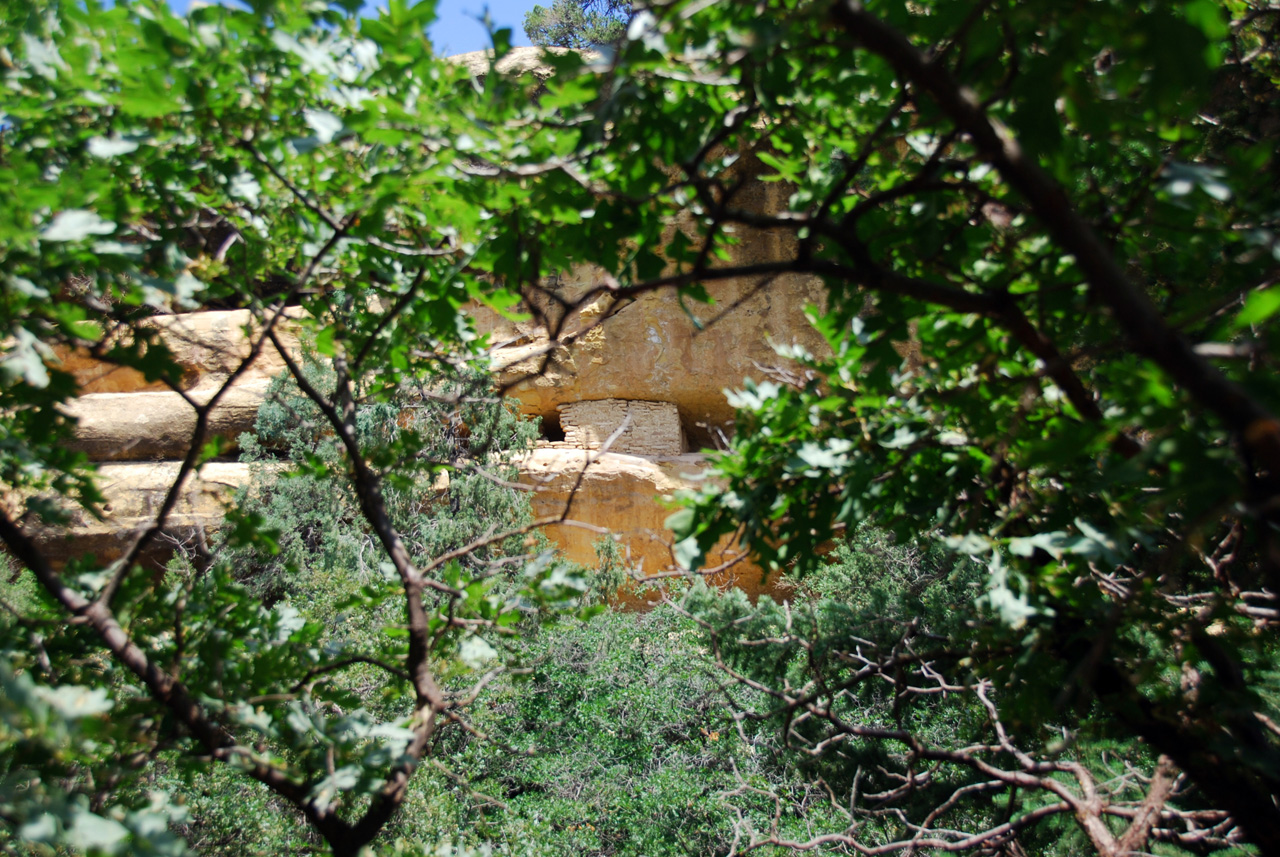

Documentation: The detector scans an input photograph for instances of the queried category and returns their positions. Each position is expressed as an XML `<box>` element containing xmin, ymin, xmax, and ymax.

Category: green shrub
<box><xmin>228</xmin><ymin>352</ymin><xmax>544</xmax><ymax>609</ymax></box>
<box><xmin>148</xmin><ymin>356</ymin><xmax>849</xmax><ymax>854</ymax></box>
<box><xmin>682</xmin><ymin>526</ymin><xmax>1227</xmax><ymax>856</ymax></box>
<box><xmin>129</xmin><ymin>363</ymin><xmax>1210</xmax><ymax>856</ymax></box>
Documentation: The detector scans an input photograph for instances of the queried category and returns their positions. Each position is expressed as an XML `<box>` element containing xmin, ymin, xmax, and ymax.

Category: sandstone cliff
<box><xmin>29</xmin><ymin>49</ymin><xmax>827</xmax><ymax>601</ymax></box>
<box><xmin>40</xmin><ymin>280</ymin><xmax>810</xmax><ymax>599</ymax></box>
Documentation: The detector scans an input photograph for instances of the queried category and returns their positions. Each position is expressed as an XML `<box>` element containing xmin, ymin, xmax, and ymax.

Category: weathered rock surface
<box><xmin>31</xmin><ymin>462</ymin><xmax>253</xmax><ymax>566</ymax></box>
<box><xmin>62</xmin><ymin>384</ymin><xmax>269</xmax><ymax>461</ymax></box>
<box><xmin>52</xmin><ymin>308</ymin><xmax>302</xmax><ymax>395</ymax></box>
<box><xmin>477</xmin><ymin>172</ymin><xmax>830</xmax><ymax>448</ymax></box>
<box><xmin>483</xmin><ymin>274</ymin><xmax>829</xmax><ymax>448</ymax></box>
<box><xmin>30</xmin><ymin>451</ymin><xmax>784</xmax><ymax>604</ymax></box>
<box><xmin>520</xmin><ymin>448</ymin><xmax>781</xmax><ymax>603</ymax></box>
<box><xmin>53</xmin><ymin>309</ymin><xmax>304</xmax><ymax>460</ymax></box>
<box><xmin>54</xmin><ymin>248</ymin><xmax>828</xmax><ymax>460</ymax></box>
<box><xmin>449</xmin><ymin>50</ymin><xmax>829</xmax><ymax>448</ymax></box>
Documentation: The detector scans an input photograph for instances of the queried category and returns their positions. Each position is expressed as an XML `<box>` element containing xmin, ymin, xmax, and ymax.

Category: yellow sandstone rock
<box><xmin>51</xmin><ymin>308</ymin><xmax>303</xmax><ymax>396</ymax></box>
<box><xmin>30</xmin><ymin>462</ymin><xmax>254</xmax><ymax>566</ymax></box>
<box><xmin>61</xmin><ymin>384</ymin><xmax>270</xmax><ymax>461</ymax></box>
<box><xmin>520</xmin><ymin>448</ymin><xmax>784</xmax><ymax>604</ymax></box>
<box><xmin>28</xmin><ymin>450</ymin><xmax>787</xmax><ymax>603</ymax></box>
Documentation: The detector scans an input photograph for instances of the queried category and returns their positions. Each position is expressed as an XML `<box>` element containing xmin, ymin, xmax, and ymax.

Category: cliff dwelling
<box><xmin>27</xmin><ymin>49</ymin><xmax>832</xmax><ymax>601</ymax></box>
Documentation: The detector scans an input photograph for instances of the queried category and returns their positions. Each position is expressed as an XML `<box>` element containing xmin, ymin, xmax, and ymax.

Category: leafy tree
<box><xmin>0</xmin><ymin>1</ymin><xmax>598</xmax><ymax>852</ymax></box>
<box><xmin>523</xmin><ymin>0</ymin><xmax>632</xmax><ymax>49</ymax></box>
<box><xmin>4</xmin><ymin>0</ymin><xmax>1280</xmax><ymax>854</ymax></box>
<box><xmin>227</xmin><ymin>353</ymin><xmax>543</xmax><ymax>605</ymax></box>
<box><xmin>685</xmin><ymin>528</ymin><xmax>1244</xmax><ymax>854</ymax></box>
<box><xmin>0</xmin><ymin>652</ymin><xmax>190</xmax><ymax>856</ymax></box>
<box><xmin>602</xmin><ymin>0</ymin><xmax>1280</xmax><ymax>852</ymax></box>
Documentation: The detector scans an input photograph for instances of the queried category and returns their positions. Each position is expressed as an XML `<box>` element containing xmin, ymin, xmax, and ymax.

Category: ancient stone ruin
<box><xmin>29</xmin><ymin>49</ymin><xmax>831</xmax><ymax>601</ymax></box>
<box><xmin>554</xmin><ymin>400</ymin><xmax>686</xmax><ymax>456</ymax></box>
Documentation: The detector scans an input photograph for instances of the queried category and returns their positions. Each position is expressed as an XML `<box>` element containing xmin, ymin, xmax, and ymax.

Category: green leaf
<box><xmin>1164</xmin><ymin>162</ymin><xmax>1232</xmax><ymax>201</ymax></box>
<box><xmin>34</xmin><ymin>685</ymin><xmax>114</xmax><ymax>718</ymax></box>
<box><xmin>315</xmin><ymin>326</ymin><xmax>337</xmax><ymax>356</ymax></box>
<box><xmin>87</xmin><ymin>136</ymin><xmax>141</xmax><ymax>158</ymax></box>
<box><xmin>6</xmin><ymin>274</ymin><xmax>48</xmax><ymax>298</ymax></box>
<box><xmin>1235</xmin><ymin>287</ymin><xmax>1280</xmax><ymax>328</ymax></box>
<box><xmin>65</xmin><ymin>808</ymin><xmax>131</xmax><ymax>853</ymax></box>
<box><xmin>304</xmin><ymin>108</ymin><xmax>344</xmax><ymax>144</ymax></box>
<box><xmin>273</xmin><ymin>604</ymin><xmax>306</xmax><ymax>642</ymax></box>
<box><xmin>140</xmin><ymin>272</ymin><xmax>203</xmax><ymax>308</ymax></box>
<box><xmin>21</xmin><ymin>33</ymin><xmax>67</xmax><ymax>79</ymax></box>
<box><xmin>272</xmin><ymin>31</ymin><xmax>340</xmax><ymax>75</ymax></box>
<box><xmin>229</xmin><ymin>171</ymin><xmax>262</xmax><ymax>206</ymax></box>
<box><xmin>664</xmin><ymin>507</ymin><xmax>695</xmax><ymax>537</ymax></box>
<box><xmin>980</xmin><ymin>553</ymin><xmax>1036</xmax><ymax>628</ymax></box>
<box><xmin>2</xmin><ymin>328</ymin><xmax>52</xmax><ymax>388</ymax></box>
<box><xmin>459</xmin><ymin>635</ymin><xmax>498</xmax><ymax>669</ymax></box>
<box><xmin>41</xmin><ymin>210</ymin><xmax>116</xmax><ymax>242</ymax></box>
<box><xmin>308</xmin><ymin>767</ymin><xmax>361</xmax><ymax>813</ymax></box>
<box><xmin>673</xmin><ymin>536</ymin><xmax>702</xmax><ymax>571</ymax></box>
<box><xmin>1184</xmin><ymin>0</ymin><xmax>1229</xmax><ymax>40</ymax></box>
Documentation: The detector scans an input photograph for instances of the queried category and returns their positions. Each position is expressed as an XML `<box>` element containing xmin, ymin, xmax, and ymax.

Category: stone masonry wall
<box><xmin>557</xmin><ymin>399</ymin><xmax>686</xmax><ymax>456</ymax></box>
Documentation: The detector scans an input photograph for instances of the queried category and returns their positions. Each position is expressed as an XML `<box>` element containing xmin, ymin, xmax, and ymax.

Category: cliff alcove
<box><xmin>33</xmin><ymin>49</ymin><xmax>828</xmax><ymax>603</ymax></box>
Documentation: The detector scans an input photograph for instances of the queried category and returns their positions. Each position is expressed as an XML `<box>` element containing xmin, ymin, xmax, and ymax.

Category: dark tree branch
<box><xmin>0</xmin><ymin>506</ymin><xmax>353</xmax><ymax>845</ymax></box>
<box><xmin>97</xmin><ymin>220</ymin><xmax>353</xmax><ymax>609</ymax></box>
<box><xmin>826</xmin><ymin>5</ymin><xmax>1280</xmax><ymax>847</ymax></box>
<box><xmin>829</xmin><ymin>0</ymin><xmax>1280</xmax><ymax>478</ymax></box>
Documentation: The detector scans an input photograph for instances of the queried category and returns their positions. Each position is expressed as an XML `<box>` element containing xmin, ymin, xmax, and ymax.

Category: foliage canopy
<box><xmin>2</xmin><ymin>0</ymin><xmax>1279</xmax><ymax>854</ymax></box>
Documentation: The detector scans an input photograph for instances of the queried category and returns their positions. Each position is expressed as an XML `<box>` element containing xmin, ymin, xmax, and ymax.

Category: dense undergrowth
<box><xmin>2</xmin><ymin>367</ymin><xmax>1234</xmax><ymax>855</ymax></box>
<box><xmin>127</xmin><ymin>363</ymin><xmax>846</xmax><ymax>856</ymax></box>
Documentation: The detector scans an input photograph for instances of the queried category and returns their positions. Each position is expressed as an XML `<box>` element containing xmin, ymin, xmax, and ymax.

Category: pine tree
<box><xmin>523</xmin><ymin>0</ymin><xmax>631</xmax><ymax>49</ymax></box>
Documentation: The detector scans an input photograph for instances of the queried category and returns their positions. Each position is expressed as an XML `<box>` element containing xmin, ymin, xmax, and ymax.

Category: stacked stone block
<box><xmin>556</xmin><ymin>399</ymin><xmax>687</xmax><ymax>456</ymax></box>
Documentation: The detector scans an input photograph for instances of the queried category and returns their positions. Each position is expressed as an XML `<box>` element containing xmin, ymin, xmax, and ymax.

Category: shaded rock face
<box><xmin>30</xmin><ymin>462</ymin><xmax>254</xmax><ymax>567</ymax></box>
<box><xmin>62</xmin><ymin>386</ymin><xmax>269</xmax><ymax>462</ymax></box>
<box><xmin>477</xmin><ymin>171</ymin><xmax>830</xmax><ymax>449</ymax></box>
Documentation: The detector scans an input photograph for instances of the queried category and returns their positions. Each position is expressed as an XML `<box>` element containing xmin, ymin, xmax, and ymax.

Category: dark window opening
<box><xmin>541</xmin><ymin>412</ymin><xmax>565</xmax><ymax>443</ymax></box>
<box><xmin>686</xmin><ymin>418</ymin><xmax>734</xmax><ymax>452</ymax></box>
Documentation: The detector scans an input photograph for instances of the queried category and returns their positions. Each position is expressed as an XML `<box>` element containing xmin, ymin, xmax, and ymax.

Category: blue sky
<box><xmin>426</xmin><ymin>0</ymin><xmax>536</xmax><ymax>54</ymax></box>
<box><xmin>166</xmin><ymin>0</ymin><xmax>538</xmax><ymax>55</ymax></box>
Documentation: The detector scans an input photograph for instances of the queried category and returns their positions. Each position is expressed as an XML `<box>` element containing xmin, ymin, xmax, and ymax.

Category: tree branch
<box><xmin>829</xmin><ymin>0</ymin><xmax>1280</xmax><ymax>477</ymax></box>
